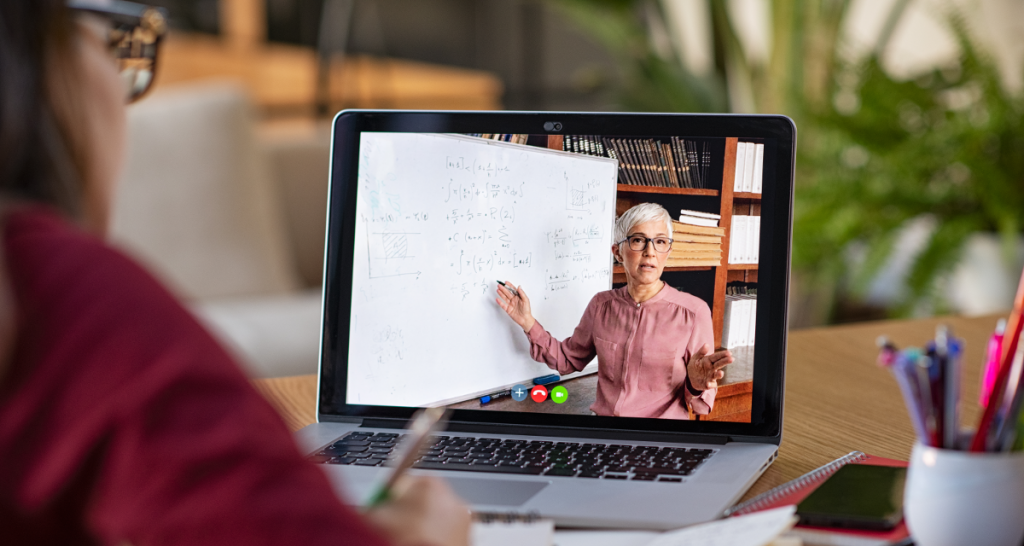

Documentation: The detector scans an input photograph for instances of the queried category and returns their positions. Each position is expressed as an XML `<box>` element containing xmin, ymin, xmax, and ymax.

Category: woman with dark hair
<box><xmin>0</xmin><ymin>2</ymin><xmax>469</xmax><ymax>545</ymax></box>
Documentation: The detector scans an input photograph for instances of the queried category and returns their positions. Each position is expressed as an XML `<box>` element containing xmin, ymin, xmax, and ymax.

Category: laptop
<box><xmin>296</xmin><ymin>111</ymin><xmax>796</xmax><ymax>530</ymax></box>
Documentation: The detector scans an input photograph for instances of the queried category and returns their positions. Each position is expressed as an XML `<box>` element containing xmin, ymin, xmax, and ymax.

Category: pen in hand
<box><xmin>366</xmin><ymin>407</ymin><xmax>450</xmax><ymax>507</ymax></box>
<box><xmin>497</xmin><ymin>280</ymin><xmax>519</xmax><ymax>298</ymax></box>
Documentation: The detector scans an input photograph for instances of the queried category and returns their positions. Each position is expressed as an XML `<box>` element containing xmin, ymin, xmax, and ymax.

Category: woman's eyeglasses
<box><xmin>68</xmin><ymin>0</ymin><xmax>168</xmax><ymax>102</ymax></box>
<box><xmin>618</xmin><ymin>235</ymin><xmax>674</xmax><ymax>253</ymax></box>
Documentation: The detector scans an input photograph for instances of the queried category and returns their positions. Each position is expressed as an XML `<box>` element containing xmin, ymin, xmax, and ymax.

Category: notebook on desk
<box><xmin>294</xmin><ymin>111</ymin><xmax>797</xmax><ymax>529</ymax></box>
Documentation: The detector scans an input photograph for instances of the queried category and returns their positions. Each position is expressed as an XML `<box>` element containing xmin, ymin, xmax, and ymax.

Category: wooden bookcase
<box><xmin>550</xmin><ymin>135</ymin><xmax>758</xmax><ymax>347</ymax></box>
<box><xmin>545</xmin><ymin>134</ymin><xmax>758</xmax><ymax>422</ymax></box>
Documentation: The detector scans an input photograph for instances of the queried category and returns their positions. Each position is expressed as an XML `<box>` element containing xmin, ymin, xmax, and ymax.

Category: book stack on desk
<box><xmin>668</xmin><ymin>213</ymin><xmax>723</xmax><ymax>268</ymax></box>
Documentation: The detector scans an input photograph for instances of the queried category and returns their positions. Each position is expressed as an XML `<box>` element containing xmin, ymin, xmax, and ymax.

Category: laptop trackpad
<box><xmin>445</xmin><ymin>477</ymin><xmax>547</xmax><ymax>507</ymax></box>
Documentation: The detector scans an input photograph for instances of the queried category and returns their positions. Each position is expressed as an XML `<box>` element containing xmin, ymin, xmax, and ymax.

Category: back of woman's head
<box><xmin>0</xmin><ymin>1</ymin><xmax>87</xmax><ymax>218</ymax></box>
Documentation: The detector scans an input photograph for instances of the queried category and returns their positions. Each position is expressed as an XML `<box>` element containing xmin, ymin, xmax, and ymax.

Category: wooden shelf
<box><xmin>616</xmin><ymin>185</ymin><xmax>718</xmax><ymax>196</ymax></box>
<box><xmin>733</xmin><ymin>192</ymin><xmax>762</xmax><ymax>200</ymax></box>
<box><xmin>613</xmin><ymin>265</ymin><xmax>714</xmax><ymax>284</ymax></box>
<box><xmin>728</xmin><ymin>263</ymin><xmax>759</xmax><ymax>270</ymax></box>
<box><xmin>613</xmin><ymin>265</ymin><xmax>714</xmax><ymax>274</ymax></box>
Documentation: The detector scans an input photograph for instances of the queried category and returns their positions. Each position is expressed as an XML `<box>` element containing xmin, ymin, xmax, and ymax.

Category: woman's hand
<box><xmin>365</xmin><ymin>476</ymin><xmax>471</xmax><ymax>546</ymax></box>
<box><xmin>685</xmin><ymin>344</ymin><xmax>733</xmax><ymax>392</ymax></box>
<box><xmin>495</xmin><ymin>281</ymin><xmax>536</xmax><ymax>333</ymax></box>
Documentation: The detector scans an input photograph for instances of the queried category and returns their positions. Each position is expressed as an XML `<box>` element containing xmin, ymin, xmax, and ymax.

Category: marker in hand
<box><xmin>497</xmin><ymin>280</ymin><xmax>519</xmax><ymax>298</ymax></box>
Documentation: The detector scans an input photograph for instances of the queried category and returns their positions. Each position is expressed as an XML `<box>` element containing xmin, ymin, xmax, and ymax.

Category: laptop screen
<box><xmin>321</xmin><ymin>113</ymin><xmax>793</xmax><ymax>439</ymax></box>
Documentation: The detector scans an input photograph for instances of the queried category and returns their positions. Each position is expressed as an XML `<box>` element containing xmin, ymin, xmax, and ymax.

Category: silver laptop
<box><xmin>296</xmin><ymin>111</ymin><xmax>795</xmax><ymax>530</ymax></box>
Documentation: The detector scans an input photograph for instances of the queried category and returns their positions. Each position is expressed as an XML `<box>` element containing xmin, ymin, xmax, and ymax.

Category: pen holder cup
<box><xmin>905</xmin><ymin>443</ymin><xmax>1024</xmax><ymax>546</ymax></box>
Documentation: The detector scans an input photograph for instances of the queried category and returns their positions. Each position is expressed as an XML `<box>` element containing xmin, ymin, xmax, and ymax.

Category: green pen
<box><xmin>365</xmin><ymin>407</ymin><xmax>450</xmax><ymax>507</ymax></box>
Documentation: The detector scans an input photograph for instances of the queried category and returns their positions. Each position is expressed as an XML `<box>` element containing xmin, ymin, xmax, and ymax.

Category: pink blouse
<box><xmin>526</xmin><ymin>284</ymin><xmax>716</xmax><ymax>419</ymax></box>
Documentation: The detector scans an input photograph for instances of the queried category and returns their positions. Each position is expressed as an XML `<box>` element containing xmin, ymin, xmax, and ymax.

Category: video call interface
<box><xmin>345</xmin><ymin>132</ymin><xmax>769</xmax><ymax>424</ymax></box>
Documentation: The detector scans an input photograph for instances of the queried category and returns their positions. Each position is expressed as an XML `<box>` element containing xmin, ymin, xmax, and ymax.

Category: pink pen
<box><xmin>980</xmin><ymin>318</ymin><xmax>1007</xmax><ymax>408</ymax></box>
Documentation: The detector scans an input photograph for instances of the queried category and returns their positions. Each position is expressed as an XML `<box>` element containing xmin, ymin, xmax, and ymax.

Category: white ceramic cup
<box><xmin>905</xmin><ymin>443</ymin><xmax>1024</xmax><ymax>546</ymax></box>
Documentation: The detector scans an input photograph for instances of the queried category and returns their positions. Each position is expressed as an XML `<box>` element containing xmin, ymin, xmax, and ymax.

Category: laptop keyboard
<box><xmin>311</xmin><ymin>431</ymin><xmax>716</xmax><ymax>482</ymax></box>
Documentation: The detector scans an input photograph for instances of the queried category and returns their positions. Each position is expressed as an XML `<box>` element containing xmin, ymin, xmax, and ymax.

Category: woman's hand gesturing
<box><xmin>685</xmin><ymin>344</ymin><xmax>733</xmax><ymax>392</ymax></box>
<box><xmin>495</xmin><ymin>281</ymin><xmax>536</xmax><ymax>333</ymax></box>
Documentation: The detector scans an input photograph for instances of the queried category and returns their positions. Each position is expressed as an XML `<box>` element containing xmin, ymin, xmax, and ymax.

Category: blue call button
<box><xmin>511</xmin><ymin>384</ymin><xmax>529</xmax><ymax>402</ymax></box>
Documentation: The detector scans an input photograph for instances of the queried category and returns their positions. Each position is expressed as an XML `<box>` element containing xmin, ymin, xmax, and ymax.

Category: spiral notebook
<box><xmin>725</xmin><ymin>451</ymin><xmax>910</xmax><ymax>546</ymax></box>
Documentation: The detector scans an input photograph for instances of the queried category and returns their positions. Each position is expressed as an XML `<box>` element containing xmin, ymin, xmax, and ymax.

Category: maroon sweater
<box><xmin>0</xmin><ymin>209</ymin><xmax>390</xmax><ymax>546</ymax></box>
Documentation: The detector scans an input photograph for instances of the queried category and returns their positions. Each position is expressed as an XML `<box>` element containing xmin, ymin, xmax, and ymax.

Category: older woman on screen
<box><xmin>496</xmin><ymin>203</ymin><xmax>732</xmax><ymax>419</ymax></box>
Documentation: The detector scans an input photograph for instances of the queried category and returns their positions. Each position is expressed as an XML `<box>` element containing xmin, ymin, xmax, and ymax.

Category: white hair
<box><xmin>614</xmin><ymin>203</ymin><xmax>673</xmax><ymax>244</ymax></box>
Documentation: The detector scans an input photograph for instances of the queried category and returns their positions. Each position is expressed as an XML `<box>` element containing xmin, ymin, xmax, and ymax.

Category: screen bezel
<box><xmin>318</xmin><ymin>111</ymin><xmax>795</xmax><ymax>443</ymax></box>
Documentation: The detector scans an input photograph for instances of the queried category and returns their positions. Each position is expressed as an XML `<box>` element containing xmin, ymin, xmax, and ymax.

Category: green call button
<box><xmin>550</xmin><ymin>385</ymin><xmax>568</xmax><ymax>404</ymax></box>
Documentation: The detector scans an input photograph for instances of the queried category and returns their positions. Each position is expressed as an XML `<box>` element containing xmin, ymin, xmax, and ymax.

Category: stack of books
<box><xmin>561</xmin><ymin>135</ymin><xmax>710</xmax><ymax>189</ymax></box>
<box><xmin>722</xmin><ymin>283</ymin><xmax>757</xmax><ymax>349</ymax></box>
<box><xmin>728</xmin><ymin>215</ymin><xmax>760</xmax><ymax>264</ymax></box>
<box><xmin>667</xmin><ymin>210</ymin><xmax>724</xmax><ymax>268</ymax></box>
<box><xmin>733</xmin><ymin>141</ymin><xmax>764</xmax><ymax>194</ymax></box>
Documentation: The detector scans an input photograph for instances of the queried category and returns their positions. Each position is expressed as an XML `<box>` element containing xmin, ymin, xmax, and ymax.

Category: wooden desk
<box><xmin>252</xmin><ymin>312</ymin><xmax>1001</xmax><ymax>503</ymax></box>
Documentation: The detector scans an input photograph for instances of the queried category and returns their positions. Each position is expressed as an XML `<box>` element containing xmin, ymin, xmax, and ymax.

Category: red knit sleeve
<box><xmin>0</xmin><ymin>209</ymin><xmax>391</xmax><ymax>546</ymax></box>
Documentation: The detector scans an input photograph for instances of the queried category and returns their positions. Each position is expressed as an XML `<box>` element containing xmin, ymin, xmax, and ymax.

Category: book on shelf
<box><xmin>752</xmin><ymin>142</ymin><xmax>764</xmax><ymax>193</ymax></box>
<box><xmin>678</xmin><ymin>209</ymin><xmax>721</xmax><ymax>228</ymax></box>
<box><xmin>674</xmin><ymin>233</ymin><xmax>722</xmax><ymax>244</ymax></box>
<box><xmin>733</xmin><ymin>140</ymin><xmax>765</xmax><ymax>194</ymax></box>
<box><xmin>728</xmin><ymin>215</ymin><xmax>760</xmax><ymax>264</ymax></box>
<box><xmin>742</xmin><ymin>142</ymin><xmax>756</xmax><ymax>192</ymax></box>
<box><xmin>562</xmin><ymin>135</ymin><xmax>710</xmax><ymax>188</ymax></box>
<box><xmin>672</xmin><ymin>243</ymin><xmax>722</xmax><ymax>253</ymax></box>
<box><xmin>722</xmin><ymin>283</ymin><xmax>756</xmax><ymax>348</ymax></box>
<box><xmin>673</xmin><ymin>220</ymin><xmax>726</xmax><ymax>237</ymax></box>
<box><xmin>725</xmin><ymin>451</ymin><xmax>910</xmax><ymax>546</ymax></box>
<box><xmin>469</xmin><ymin>134</ymin><xmax>529</xmax><ymax>145</ymax></box>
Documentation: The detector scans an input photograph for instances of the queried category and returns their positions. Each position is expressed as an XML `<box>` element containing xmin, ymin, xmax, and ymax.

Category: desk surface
<box><xmin>252</xmin><ymin>312</ymin><xmax>1001</xmax><ymax>503</ymax></box>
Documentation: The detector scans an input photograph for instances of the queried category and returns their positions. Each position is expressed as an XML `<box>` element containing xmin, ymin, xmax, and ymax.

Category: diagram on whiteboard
<box><xmin>348</xmin><ymin>133</ymin><xmax>618</xmax><ymax>407</ymax></box>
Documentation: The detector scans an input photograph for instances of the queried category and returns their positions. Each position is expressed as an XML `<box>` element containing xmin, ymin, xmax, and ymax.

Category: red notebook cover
<box><xmin>726</xmin><ymin>451</ymin><xmax>909</xmax><ymax>546</ymax></box>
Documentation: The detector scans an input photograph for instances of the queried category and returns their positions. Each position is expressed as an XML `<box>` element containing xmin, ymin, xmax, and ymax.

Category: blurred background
<box><xmin>114</xmin><ymin>0</ymin><xmax>1024</xmax><ymax>377</ymax></box>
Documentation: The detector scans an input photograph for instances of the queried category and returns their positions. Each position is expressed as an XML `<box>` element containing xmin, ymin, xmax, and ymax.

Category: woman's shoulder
<box><xmin>659</xmin><ymin>285</ymin><xmax>712</xmax><ymax>317</ymax></box>
<box><xmin>4</xmin><ymin>207</ymin><xmax>238</xmax><ymax>384</ymax></box>
<box><xmin>588</xmin><ymin>286</ymin><xmax>628</xmax><ymax>306</ymax></box>
<box><xmin>6</xmin><ymin>207</ymin><xmax>178</xmax><ymax>308</ymax></box>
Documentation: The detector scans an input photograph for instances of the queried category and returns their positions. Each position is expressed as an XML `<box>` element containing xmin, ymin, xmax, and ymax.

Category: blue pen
<box><xmin>533</xmin><ymin>374</ymin><xmax>560</xmax><ymax>385</ymax></box>
<box><xmin>890</xmin><ymin>351</ymin><xmax>930</xmax><ymax>443</ymax></box>
<box><xmin>480</xmin><ymin>389</ymin><xmax>512</xmax><ymax>405</ymax></box>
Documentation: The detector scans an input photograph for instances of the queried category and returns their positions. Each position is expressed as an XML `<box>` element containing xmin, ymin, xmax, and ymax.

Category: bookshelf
<box><xmin>540</xmin><ymin>134</ymin><xmax>759</xmax><ymax>347</ymax></box>
<box><xmin>537</xmin><ymin>133</ymin><xmax>759</xmax><ymax>423</ymax></box>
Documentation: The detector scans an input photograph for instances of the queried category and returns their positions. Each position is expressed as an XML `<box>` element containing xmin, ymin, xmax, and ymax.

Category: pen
<box><xmin>496</xmin><ymin>280</ymin><xmax>519</xmax><ymax>297</ymax></box>
<box><xmin>906</xmin><ymin>349</ymin><xmax>936</xmax><ymax>447</ymax></box>
<box><xmin>533</xmin><ymin>374</ymin><xmax>561</xmax><ymax>385</ymax></box>
<box><xmin>935</xmin><ymin>325</ymin><xmax>959</xmax><ymax>449</ymax></box>
<box><xmin>365</xmin><ymin>407</ymin><xmax>450</xmax><ymax>507</ymax></box>
<box><xmin>876</xmin><ymin>336</ymin><xmax>898</xmax><ymax>367</ymax></box>
<box><xmin>481</xmin><ymin>389</ymin><xmax>512</xmax><ymax>404</ymax></box>
<box><xmin>880</xmin><ymin>344</ymin><xmax>929</xmax><ymax>443</ymax></box>
<box><xmin>972</xmin><ymin>267</ymin><xmax>1024</xmax><ymax>451</ymax></box>
<box><xmin>980</xmin><ymin>319</ymin><xmax>1007</xmax><ymax>408</ymax></box>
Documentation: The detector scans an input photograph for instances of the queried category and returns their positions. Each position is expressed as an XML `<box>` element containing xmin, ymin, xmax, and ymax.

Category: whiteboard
<box><xmin>347</xmin><ymin>133</ymin><xmax>618</xmax><ymax>407</ymax></box>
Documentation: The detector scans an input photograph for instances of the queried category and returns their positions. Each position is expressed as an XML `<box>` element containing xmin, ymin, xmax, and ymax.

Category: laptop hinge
<box><xmin>358</xmin><ymin>418</ymin><xmax>728</xmax><ymax>445</ymax></box>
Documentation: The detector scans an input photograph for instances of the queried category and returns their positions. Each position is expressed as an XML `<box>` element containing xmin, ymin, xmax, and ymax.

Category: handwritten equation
<box><xmin>446</xmin><ymin>156</ymin><xmax>512</xmax><ymax>178</ymax></box>
<box><xmin>443</xmin><ymin>180</ymin><xmax>525</xmax><ymax>203</ymax></box>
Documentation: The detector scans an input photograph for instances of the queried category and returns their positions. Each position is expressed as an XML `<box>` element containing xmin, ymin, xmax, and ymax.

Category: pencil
<box><xmin>971</xmin><ymin>267</ymin><xmax>1024</xmax><ymax>451</ymax></box>
<box><xmin>365</xmin><ymin>407</ymin><xmax>450</xmax><ymax>506</ymax></box>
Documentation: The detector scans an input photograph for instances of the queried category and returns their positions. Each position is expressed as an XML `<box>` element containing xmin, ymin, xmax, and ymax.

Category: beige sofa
<box><xmin>110</xmin><ymin>82</ymin><xmax>331</xmax><ymax>378</ymax></box>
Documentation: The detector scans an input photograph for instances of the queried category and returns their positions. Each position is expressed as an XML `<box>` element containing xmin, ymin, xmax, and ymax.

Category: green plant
<box><xmin>555</xmin><ymin>0</ymin><xmax>1024</xmax><ymax>320</ymax></box>
<box><xmin>795</xmin><ymin>15</ymin><xmax>1024</xmax><ymax>316</ymax></box>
